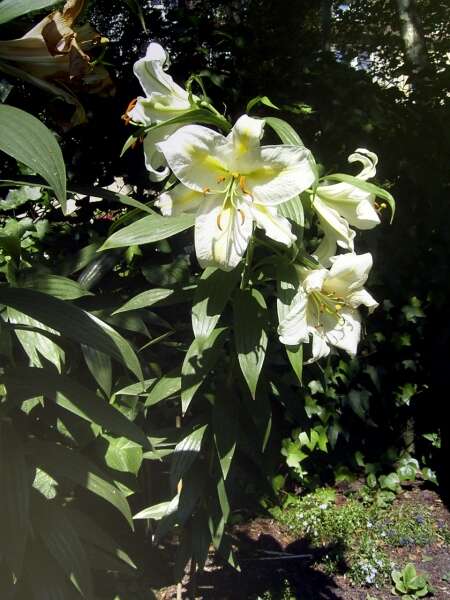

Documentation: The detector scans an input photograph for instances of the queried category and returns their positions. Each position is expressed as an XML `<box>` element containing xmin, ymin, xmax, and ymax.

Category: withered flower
<box><xmin>0</xmin><ymin>0</ymin><xmax>114</xmax><ymax>128</ymax></box>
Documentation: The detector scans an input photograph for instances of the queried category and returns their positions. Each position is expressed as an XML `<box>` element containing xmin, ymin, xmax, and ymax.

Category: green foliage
<box><xmin>0</xmin><ymin>0</ymin><xmax>60</xmax><ymax>24</ymax></box>
<box><xmin>271</xmin><ymin>488</ymin><xmax>393</xmax><ymax>586</ymax></box>
<box><xmin>1</xmin><ymin>0</ymin><xmax>448</xmax><ymax>596</ymax></box>
<box><xmin>0</xmin><ymin>106</ymin><xmax>66</xmax><ymax>212</ymax></box>
<box><xmin>391</xmin><ymin>563</ymin><xmax>432</xmax><ymax>598</ymax></box>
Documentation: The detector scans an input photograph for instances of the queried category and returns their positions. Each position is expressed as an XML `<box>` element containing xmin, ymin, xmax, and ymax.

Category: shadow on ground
<box><xmin>189</xmin><ymin>531</ymin><xmax>346</xmax><ymax>600</ymax></box>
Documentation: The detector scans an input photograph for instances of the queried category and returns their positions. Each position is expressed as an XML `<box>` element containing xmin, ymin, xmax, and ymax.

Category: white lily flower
<box><xmin>278</xmin><ymin>253</ymin><xmax>378</xmax><ymax>361</ymax></box>
<box><xmin>313</xmin><ymin>149</ymin><xmax>381</xmax><ymax>251</ymax></box>
<box><xmin>155</xmin><ymin>115</ymin><xmax>316</xmax><ymax>271</ymax></box>
<box><xmin>124</xmin><ymin>42</ymin><xmax>197</xmax><ymax>181</ymax></box>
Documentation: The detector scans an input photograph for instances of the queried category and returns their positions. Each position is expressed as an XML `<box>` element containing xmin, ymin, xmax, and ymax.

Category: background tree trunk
<box><xmin>395</xmin><ymin>0</ymin><xmax>430</xmax><ymax>89</ymax></box>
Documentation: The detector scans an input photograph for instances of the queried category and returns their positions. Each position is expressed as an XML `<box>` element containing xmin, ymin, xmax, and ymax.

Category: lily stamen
<box><xmin>122</xmin><ymin>98</ymin><xmax>138</xmax><ymax>124</ymax></box>
<box><xmin>239</xmin><ymin>175</ymin><xmax>253</xmax><ymax>197</ymax></box>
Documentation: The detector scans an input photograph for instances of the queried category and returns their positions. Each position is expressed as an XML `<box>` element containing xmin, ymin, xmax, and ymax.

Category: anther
<box><xmin>217</xmin><ymin>176</ymin><xmax>227</xmax><ymax>183</ymax></box>
<box><xmin>239</xmin><ymin>176</ymin><xmax>252</xmax><ymax>197</ymax></box>
<box><xmin>121</xmin><ymin>98</ymin><xmax>138</xmax><ymax>124</ymax></box>
<box><xmin>202</xmin><ymin>187</ymin><xmax>211</xmax><ymax>194</ymax></box>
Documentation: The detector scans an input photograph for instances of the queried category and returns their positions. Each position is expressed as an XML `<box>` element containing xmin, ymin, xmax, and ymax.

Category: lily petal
<box><xmin>194</xmin><ymin>198</ymin><xmax>253</xmax><ymax>271</ymax></box>
<box><xmin>142</xmin><ymin>124</ymin><xmax>179</xmax><ymax>182</ymax></box>
<box><xmin>129</xmin><ymin>91</ymin><xmax>192</xmax><ymax>125</ymax></box>
<box><xmin>157</xmin><ymin>124</ymin><xmax>230</xmax><ymax>192</ymax></box>
<box><xmin>249</xmin><ymin>202</ymin><xmax>296</xmax><ymax>246</ymax></box>
<box><xmin>348</xmin><ymin>148</ymin><xmax>378</xmax><ymax>180</ymax></box>
<box><xmin>227</xmin><ymin>114</ymin><xmax>264</xmax><ymax>173</ymax></box>
<box><xmin>313</xmin><ymin>195</ymin><xmax>356</xmax><ymax>251</ymax></box>
<box><xmin>309</xmin><ymin>329</ymin><xmax>330</xmax><ymax>362</ymax></box>
<box><xmin>246</xmin><ymin>145</ymin><xmax>316</xmax><ymax>205</ymax></box>
<box><xmin>134</xmin><ymin>42</ymin><xmax>189</xmax><ymax>102</ymax></box>
<box><xmin>155</xmin><ymin>183</ymin><xmax>204</xmax><ymax>216</ymax></box>
<box><xmin>316</xmin><ymin>182</ymin><xmax>380</xmax><ymax>230</ymax></box>
<box><xmin>347</xmin><ymin>289</ymin><xmax>379</xmax><ymax>313</ymax></box>
<box><xmin>324</xmin><ymin>308</ymin><xmax>361</xmax><ymax>357</ymax></box>
<box><xmin>324</xmin><ymin>253</ymin><xmax>373</xmax><ymax>298</ymax></box>
<box><xmin>313</xmin><ymin>227</ymin><xmax>338</xmax><ymax>267</ymax></box>
<box><xmin>302</xmin><ymin>268</ymin><xmax>328</xmax><ymax>294</ymax></box>
<box><xmin>278</xmin><ymin>288</ymin><xmax>309</xmax><ymax>346</ymax></box>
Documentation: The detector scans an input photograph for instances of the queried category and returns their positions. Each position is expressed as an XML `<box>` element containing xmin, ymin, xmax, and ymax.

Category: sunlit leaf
<box><xmin>1</xmin><ymin>367</ymin><xmax>149</xmax><ymax>449</ymax></box>
<box><xmin>0</xmin><ymin>0</ymin><xmax>60</xmax><ymax>25</ymax></box>
<box><xmin>265</xmin><ymin>116</ymin><xmax>304</xmax><ymax>146</ymax></box>
<box><xmin>233</xmin><ymin>288</ymin><xmax>268</xmax><ymax>398</ymax></box>
<box><xmin>0</xmin><ymin>105</ymin><xmax>66</xmax><ymax>212</ymax></box>
<box><xmin>170</xmin><ymin>425</ymin><xmax>208</xmax><ymax>490</ymax></box>
<box><xmin>27</xmin><ymin>439</ymin><xmax>133</xmax><ymax>526</ymax></box>
<box><xmin>181</xmin><ymin>328</ymin><xmax>227</xmax><ymax>414</ymax></box>
<box><xmin>0</xmin><ymin>287</ymin><xmax>142</xmax><ymax>379</ymax></box>
<box><xmin>192</xmin><ymin>267</ymin><xmax>240</xmax><ymax>343</ymax></box>
<box><xmin>100</xmin><ymin>213</ymin><xmax>195</xmax><ymax>250</ymax></box>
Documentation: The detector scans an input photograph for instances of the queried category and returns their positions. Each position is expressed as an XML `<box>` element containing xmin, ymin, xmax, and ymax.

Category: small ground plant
<box><xmin>391</xmin><ymin>563</ymin><xmax>432</xmax><ymax>598</ymax></box>
<box><xmin>271</xmin><ymin>487</ymin><xmax>446</xmax><ymax>590</ymax></box>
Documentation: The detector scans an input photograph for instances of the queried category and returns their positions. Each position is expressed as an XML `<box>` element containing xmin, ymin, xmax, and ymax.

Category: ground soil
<box><xmin>159</xmin><ymin>485</ymin><xmax>450</xmax><ymax>600</ymax></box>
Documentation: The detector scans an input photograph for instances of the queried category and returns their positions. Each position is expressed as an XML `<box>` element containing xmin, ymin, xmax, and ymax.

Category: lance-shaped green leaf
<box><xmin>0</xmin><ymin>287</ymin><xmax>142</xmax><ymax>379</ymax></box>
<box><xmin>246</xmin><ymin>95</ymin><xmax>279</xmax><ymax>113</ymax></box>
<box><xmin>277</xmin><ymin>264</ymin><xmax>303</xmax><ymax>383</ymax></box>
<box><xmin>133</xmin><ymin>496</ymin><xmax>179</xmax><ymax>521</ymax></box>
<box><xmin>82</xmin><ymin>345</ymin><xmax>112</xmax><ymax>397</ymax></box>
<box><xmin>33</xmin><ymin>495</ymin><xmax>93</xmax><ymax>599</ymax></box>
<box><xmin>170</xmin><ymin>425</ymin><xmax>208</xmax><ymax>490</ymax></box>
<box><xmin>326</xmin><ymin>173</ymin><xmax>395</xmax><ymax>222</ymax></box>
<box><xmin>0</xmin><ymin>105</ymin><xmax>66</xmax><ymax>212</ymax></box>
<box><xmin>115</xmin><ymin>378</ymin><xmax>156</xmax><ymax>397</ymax></box>
<box><xmin>23</xmin><ymin>540</ymin><xmax>80</xmax><ymax>600</ymax></box>
<box><xmin>208</xmin><ymin>471</ymin><xmax>230</xmax><ymax>550</ymax></box>
<box><xmin>27</xmin><ymin>439</ymin><xmax>133</xmax><ymax>526</ymax></box>
<box><xmin>265</xmin><ymin>116</ymin><xmax>304</xmax><ymax>146</ymax></box>
<box><xmin>233</xmin><ymin>288</ymin><xmax>268</xmax><ymax>398</ymax></box>
<box><xmin>20</xmin><ymin>274</ymin><xmax>92</xmax><ymax>300</ymax></box>
<box><xmin>0</xmin><ymin>421</ymin><xmax>30</xmax><ymax>578</ymax></box>
<box><xmin>7</xmin><ymin>307</ymin><xmax>64</xmax><ymax>372</ymax></box>
<box><xmin>113</xmin><ymin>287</ymin><xmax>174</xmax><ymax>315</ymax></box>
<box><xmin>146</xmin><ymin>370</ymin><xmax>181</xmax><ymax>407</ymax></box>
<box><xmin>67</xmin><ymin>509</ymin><xmax>136</xmax><ymax>570</ymax></box>
<box><xmin>0</xmin><ymin>367</ymin><xmax>149</xmax><ymax>449</ymax></box>
<box><xmin>99</xmin><ymin>213</ymin><xmax>195</xmax><ymax>250</ymax></box>
<box><xmin>181</xmin><ymin>328</ymin><xmax>227</xmax><ymax>414</ymax></box>
<box><xmin>213</xmin><ymin>392</ymin><xmax>237</xmax><ymax>480</ymax></box>
<box><xmin>192</xmin><ymin>267</ymin><xmax>240</xmax><ymax>342</ymax></box>
<box><xmin>278</xmin><ymin>194</ymin><xmax>305</xmax><ymax>229</ymax></box>
<box><xmin>0</xmin><ymin>0</ymin><xmax>60</xmax><ymax>24</ymax></box>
